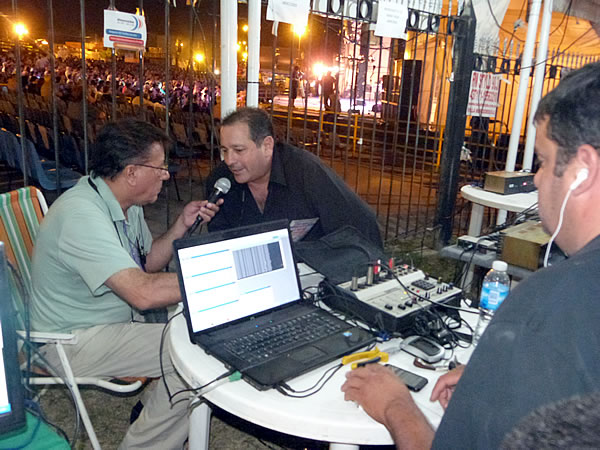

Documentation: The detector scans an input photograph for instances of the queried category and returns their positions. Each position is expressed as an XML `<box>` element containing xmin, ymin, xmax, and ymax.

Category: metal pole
<box><xmin>165</xmin><ymin>0</ymin><xmax>171</xmax><ymax>228</ymax></box>
<box><xmin>220</xmin><ymin>0</ymin><xmax>238</xmax><ymax>118</ymax></box>
<box><xmin>246</xmin><ymin>0</ymin><xmax>261</xmax><ymax>106</ymax></box>
<box><xmin>12</xmin><ymin>0</ymin><xmax>28</xmax><ymax>186</ymax></box>
<box><xmin>187</xmin><ymin>0</ymin><xmax>195</xmax><ymax>199</ymax></box>
<box><xmin>210</xmin><ymin>0</ymin><xmax>217</xmax><ymax>167</ymax></box>
<box><xmin>522</xmin><ymin>0</ymin><xmax>553</xmax><ymax>171</ymax></box>
<box><xmin>505</xmin><ymin>0</ymin><xmax>542</xmax><ymax>172</ymax></box>
<box><xmin>110</xmin><ymin>1</ymin><xmax>117</xmax><ymax>121</ymax></box>
<box><xmin>436</xmin><ymin>1</ymin><xmax>477</xmax><ymax>246</ymax></box>
<box><xmin>80</xmin><ymin>0</ymin><xmax>89</xmax><ymax>175</ymax></box>
<box><xmin>48</xmin><ymin>0</ymin><xmax>62</xmax><ymax>187</ymax></box>
<box><xmin>138</xmin><ymin>0</ymin><xmax>145</xmax><ymax>114</ymax></box>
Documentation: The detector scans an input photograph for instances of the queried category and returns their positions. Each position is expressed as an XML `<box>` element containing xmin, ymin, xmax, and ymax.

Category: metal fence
<box><xmin>1</xmin><ymin>1</ymin><xmax>599</xmax><ymax>242</ymax></box>
<box><xmin>453</xmin><ymin>41</ymin><xmax>600</xmax><ymax>236</ymax></box>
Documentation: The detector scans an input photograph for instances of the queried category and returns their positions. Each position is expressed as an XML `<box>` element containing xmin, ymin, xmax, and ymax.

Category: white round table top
<box><xmin>461</xmin><ymin>185</ymin><xmax>538</xmax><ymax>212</ymax></box>
<box><xmin>168</xmin><ymin>311</ymin><xmax>463</xmax><ymax>446</ymax></box>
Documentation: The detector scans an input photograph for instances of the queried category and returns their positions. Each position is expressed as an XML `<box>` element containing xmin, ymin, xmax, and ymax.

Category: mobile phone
<box><xmin>385</xmin><ymin>364</ymin><xmax>429</xmax><ymax>392</ymax></box>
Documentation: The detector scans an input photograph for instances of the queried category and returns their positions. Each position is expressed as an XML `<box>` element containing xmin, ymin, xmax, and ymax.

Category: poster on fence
<box><xmin>375</xmin><ymin>0</ymin><xmax>409</xmax><ymax>40</ymax></box>
<box><xmin>466</xmin><ymin>71</ymin><xmax>502</xmax><ymax>118</ymax></box>
<box><xmin>103</xmin><ymin>10</ymin><xmax>147</xmax><ymax>51</ymax></box>
<box><xmin>266</xmin><ymin>0</ymin><xmax>310</xmax><ymax>29</ymax></box>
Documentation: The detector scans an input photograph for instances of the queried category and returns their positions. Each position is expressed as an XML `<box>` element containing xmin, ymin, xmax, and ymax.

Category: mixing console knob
<box><xmin>351</xmin><ymin>276</ymin><xmax>359</xmax><ymax>291</ymax></box>
<box><xmin>385</xmin><ymin>304</ymin><xmax>393</xmax><ymax>310</ymax></box>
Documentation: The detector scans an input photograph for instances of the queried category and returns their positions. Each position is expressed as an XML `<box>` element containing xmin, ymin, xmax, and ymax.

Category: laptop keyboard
<box><xmin>224</xmin><ymin>311</ymin><xmax>345</xmax><ymax>364</ymax></box>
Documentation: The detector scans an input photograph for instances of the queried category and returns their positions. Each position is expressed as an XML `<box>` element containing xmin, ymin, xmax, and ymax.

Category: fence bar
<box><xmin>12</xmin><ymin>0</ymin><xmax>28</xmax><ymax>186</ymax></box>
<box><xmin>109</xmin><ymin>1</ymin><xmax>117</xmax><ymax>121</ymax></box>
<box><xmin>436</xmin><ymin>1</ymin><xmax>476</xmax><ymax>245</ymax></box>
<box><xmin>138</xmin><ymin>0</ymin><xmax>145</xmax><ymax>113</ymax></box>
<box><xmin>48</xmin><ymin>0</ymin><xmax>61</xmax><ymax>184</ymax></box>
<box><xmin>80</xmin><ymin>0</ymin><xmax>88</xmax><ymax>177</ymax></box>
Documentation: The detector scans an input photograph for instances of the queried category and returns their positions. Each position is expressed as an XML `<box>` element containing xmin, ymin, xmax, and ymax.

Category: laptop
<box><xmin>173</xmin><ymin>219</ymin><xmax>375</xmax><ymax>391</ymax></box>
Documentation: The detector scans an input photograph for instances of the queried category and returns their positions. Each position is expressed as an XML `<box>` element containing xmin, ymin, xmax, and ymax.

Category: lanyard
<box><xmin>88</xmin><ymin>177</ymin><xmax>146</xmax><ymax>271</ymax></box>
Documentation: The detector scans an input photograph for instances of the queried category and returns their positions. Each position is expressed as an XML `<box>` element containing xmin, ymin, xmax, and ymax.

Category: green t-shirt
<box><xmin>31</xmin><ymin>176</ymin><xmax>153</xmax><ymax>333</ymax></box>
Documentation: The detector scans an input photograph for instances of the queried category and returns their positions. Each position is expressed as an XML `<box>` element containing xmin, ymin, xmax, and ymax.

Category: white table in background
<box><xmin>168</xmin><ymin>311</ymin><xmax>475</xmax><ymax>449</ymax></box>
<box><xmin>461</xmin><ymin>185</ymin><xmax>538</xmax><ymax>237</ymax></box>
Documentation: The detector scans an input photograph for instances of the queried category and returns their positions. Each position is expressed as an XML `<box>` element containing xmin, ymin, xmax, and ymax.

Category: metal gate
<box><xmin>2</xmin><ymin>1</ymin><xmax>598</xmax><ymax>242</ymax></box>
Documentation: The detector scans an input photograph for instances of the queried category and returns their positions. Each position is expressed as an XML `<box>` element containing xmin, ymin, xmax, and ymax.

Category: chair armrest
<box><xmin>17</xmin><ymin>330</ymin><xmax>78</xmax><ymax>344</ymax></box>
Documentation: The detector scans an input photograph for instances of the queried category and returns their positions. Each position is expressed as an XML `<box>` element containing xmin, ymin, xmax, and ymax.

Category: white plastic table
<box><xmin>461</xmin><ymin>185</ymin><xmax>538</xmax><ymax>236</ymax></box>
<box><xmin>168</xmin><ymin>309</ymin><xmax>475</xmax><ymax>449</ymax></box>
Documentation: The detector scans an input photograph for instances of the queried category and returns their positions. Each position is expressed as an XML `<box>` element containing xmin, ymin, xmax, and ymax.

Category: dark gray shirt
<box><xmin>206</xmin><ymin>142</ymin><xmax>383</xmax><ymax>249</ymax></box>
<box><xmin>433</xmin><ymin>235</ymin><xmax>600</xmax><ymax>449</ymax></box>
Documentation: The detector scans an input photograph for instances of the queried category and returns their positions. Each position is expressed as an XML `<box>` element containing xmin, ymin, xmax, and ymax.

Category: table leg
<box><xmin>329</xmin><ymin>444</ymin><xmax>359</xmax><ymax>450</ymax></box>
<box><xmin>468</xmin><ymin>204</ymin><xmax>484</xmax><ymax>237</ymax></box>
<box><xmin>463</xmin><ymin>203</ymin><xmax>485</xmax><ymax>290</ymax></box>
<box><xmin>497</xmin><ymin>209</ymin><xmax>507</xmax><ymax>227</ymax></box>
<box><xmin>188</xmin><ymin>401</ymin><xmax>211</xmax><ymax>450</ymax></box>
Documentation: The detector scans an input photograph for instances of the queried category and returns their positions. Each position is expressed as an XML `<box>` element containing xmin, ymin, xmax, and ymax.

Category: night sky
<box><xmin>0</xmin><ymin>1</ymin><xmax>341</xmax><ymax>67</ymax></box>
<box><xmin>1</xmin><ymin>0</ymin><xmax>218</xmax><ymax>41</ymax></box>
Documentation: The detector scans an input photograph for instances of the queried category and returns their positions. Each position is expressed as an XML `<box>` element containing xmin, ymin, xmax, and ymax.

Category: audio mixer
<box><xmin>320</xmin><ymin>263</ymin><xmax>463</xmax><ymax>336</ymax></box>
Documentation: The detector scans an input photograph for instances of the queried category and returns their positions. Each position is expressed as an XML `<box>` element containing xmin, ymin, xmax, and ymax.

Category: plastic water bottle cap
<box><xmin>492</xmin><ymin>260</ymin><xmax>508</xmax><ymax>272</ymax></box>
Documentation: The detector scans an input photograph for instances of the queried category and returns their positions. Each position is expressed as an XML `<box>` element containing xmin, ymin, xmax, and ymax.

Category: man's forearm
<box><xmin>106</xmin><ymin>268</ymin><xmax>181</xmax><ymax>309</ymax></box>
<box><xmin>145</xmin><ymin>214</ymin><xmax>188</xmax><ymax>272</ymax></box>
<box><xmin>384</xmin><ymin>399</ymin><xmax>435</xmax><ymax>450</ymax></box>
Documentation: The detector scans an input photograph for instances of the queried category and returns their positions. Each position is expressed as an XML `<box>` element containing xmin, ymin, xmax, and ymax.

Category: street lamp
<box><xmin>242</xmin><ymin>24</ymin><xmax>248</xmax><ymax>32</ymax></box>
<box><xmin>293</xmin><ymin>24</ymin><xmax>305</xmax><ymax>37</ymax></box>
<box><xmin>14</xmin><ymin>23</ymin><xmax>28</xmax><ymax>38</ymax></box>
<box><xmin>194</xmin><ymin>53</ymin><xmax>204</xmax><ymax>64</ymax></box>
<box><xmin>293</xmin><ymin>24</ymin><xmax>305</xmax><ymax>52</ymax></box>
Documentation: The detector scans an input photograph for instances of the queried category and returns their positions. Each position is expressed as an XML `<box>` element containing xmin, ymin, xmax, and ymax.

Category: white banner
<box><xmin>472</xmin><ymin>0</ymin><xmax>510</xmax><ymax>54</ymax></box>
<box><xmin>467</xmin><ymin>71</ymin><xmax>502</xmax><ymax>118</ymax></box>
<box><xmin>266</xmin><ymin>0</ymin><xmax>310</xmax><ymax>29</ymax></box>
<box><xmin>103</xmin><ymin>10</ymin><xmax>147</xmax><ymax>51</ymax></box>
<box><xmin>375</xmin><ymin>0</ymin><xmax>409</xmax><ymax>40</ymax></box>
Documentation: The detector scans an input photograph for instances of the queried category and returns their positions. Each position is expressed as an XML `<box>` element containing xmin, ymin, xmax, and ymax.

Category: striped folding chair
<box><xmin>0</xmin><ymin>187</ymin><xmax>144</xmax><ymax>450</ymax></box>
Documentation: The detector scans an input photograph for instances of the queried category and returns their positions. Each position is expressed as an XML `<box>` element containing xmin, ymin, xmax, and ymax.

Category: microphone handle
<box><xmin>185</xmin><ymin>215</ymin><xmax>204</xmax><ymax>238</ymax></box>
<box><xmin>184</xmin><ymin>188</ymin><xmax>222</xmax><ymax>238</ymax></box>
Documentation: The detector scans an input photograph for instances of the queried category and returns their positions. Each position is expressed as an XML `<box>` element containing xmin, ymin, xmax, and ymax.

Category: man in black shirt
<box><xmin>342</xmin><ymin>62</ymin><xmax>600</xmax><ymax>448</ymax></box>
<box><xmin>206</xmin><ymin>107</ymin><xmax>383</xmax><ymax>249</ymax></box>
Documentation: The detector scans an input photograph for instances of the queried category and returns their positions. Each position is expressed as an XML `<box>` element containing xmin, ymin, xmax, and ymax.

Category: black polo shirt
<box><xmin>206</xmin><ymin>142</ymin><xmax>383</xmax><ymax>249</ymax></box>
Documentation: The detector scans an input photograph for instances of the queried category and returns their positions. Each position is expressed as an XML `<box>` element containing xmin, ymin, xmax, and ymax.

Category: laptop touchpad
<box><xmin>290</xmin><ymin>346</ymin><xmax>327</xmax><ymax>363</ymax></box>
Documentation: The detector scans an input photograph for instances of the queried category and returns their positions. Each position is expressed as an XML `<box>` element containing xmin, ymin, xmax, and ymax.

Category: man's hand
<box><xmin>342</xmin><ymin>364</ymin><xmax>411</xmax><ymax>424</ymax></box>
<box><xmin>181</xmin><ymin>199</ymin><xmax>223</xmax><ymax>228</ymax></box>
<box><xmin>430</xmin><ymin>364</ymin><xmax>465</xmax><ymax>410</ymax></box>
<box><xmin>341</xmin><ymin>364</ymin><xmax>434</xmax><ymax>449</ymax></box>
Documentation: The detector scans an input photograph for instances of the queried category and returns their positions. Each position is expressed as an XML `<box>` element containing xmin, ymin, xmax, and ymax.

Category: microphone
<box><xmin>185</xmin><ymin>177</ymin><xmax>231</xmax><ymax>237</ymax></box>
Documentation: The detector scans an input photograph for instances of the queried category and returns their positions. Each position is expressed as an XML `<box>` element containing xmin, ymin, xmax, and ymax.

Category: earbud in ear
<box><xmin>570</xmin><ymin>168</ymin><xmax>589</xmax><ymax>190</ymax></box>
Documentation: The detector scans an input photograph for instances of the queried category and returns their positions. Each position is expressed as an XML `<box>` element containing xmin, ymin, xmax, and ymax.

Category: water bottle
<box><xmin>473</xmin><ymin>260</ymin><xmax>510</xmax><ymax>345</ymax></box>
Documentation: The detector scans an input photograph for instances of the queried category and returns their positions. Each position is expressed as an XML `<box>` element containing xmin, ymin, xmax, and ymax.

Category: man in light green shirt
<box><xmin>31</xmin><ymin>119</ymin><xmax>221</xmax><ymax>449</ymax></box>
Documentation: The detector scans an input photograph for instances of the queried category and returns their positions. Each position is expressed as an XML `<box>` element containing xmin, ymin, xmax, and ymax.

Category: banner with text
<box><xmin>467</xmin><ymin>71</ymin><xmax>502</xmax><ymax>118</ymax></box>
<box><xmin>375</xmin><ymin>0</ymin><xmax>409</xmax><ymax>40</ymax></box>
<box><xmin>266</xmin><ymin>0</ymin><xmax>310</xmax><ymax>29</ymax></box>
<box><xmin>104</xmin><ymin>10</ymin><xmax>147</xmax><ymax>51</ymax></box>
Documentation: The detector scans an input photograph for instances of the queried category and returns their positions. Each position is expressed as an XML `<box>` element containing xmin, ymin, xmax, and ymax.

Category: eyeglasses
<box><xmin>132</xmin><ymin>163</ymin><xmax>169</xmax><ymax>172</ymax></box>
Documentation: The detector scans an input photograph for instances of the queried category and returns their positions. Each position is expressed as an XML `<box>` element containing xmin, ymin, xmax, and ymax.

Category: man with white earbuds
<box><xmin>342</xmin><ymin>62</ymin><xmax>600</xmax><ymax>449</ymax></box>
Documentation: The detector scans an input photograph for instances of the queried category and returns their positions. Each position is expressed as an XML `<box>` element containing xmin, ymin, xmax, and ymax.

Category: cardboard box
<box><xmin>500</xmin><ymin>221</ymin><xmax>550</xmax><ymax>271</ymax></box>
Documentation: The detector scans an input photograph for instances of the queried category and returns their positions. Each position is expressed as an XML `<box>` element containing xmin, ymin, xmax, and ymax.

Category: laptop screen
<box><xmin>176</xmin><ymin>223</ymin><xmax>301</xmax><ymax>334</ymax></box>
